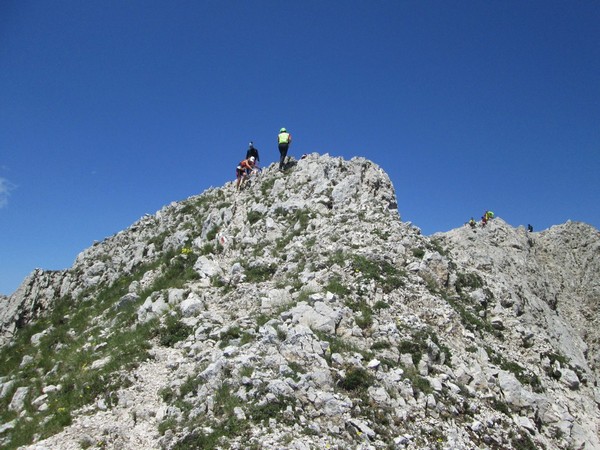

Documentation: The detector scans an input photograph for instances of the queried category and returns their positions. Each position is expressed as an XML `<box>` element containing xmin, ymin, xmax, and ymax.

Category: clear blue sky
<box><xmin>1</xmin><ymin>1</ymin><xmax>599</xmax><ymax>295</ymax></box>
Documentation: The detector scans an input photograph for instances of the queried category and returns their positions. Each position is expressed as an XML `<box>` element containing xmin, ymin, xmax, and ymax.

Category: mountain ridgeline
<box><xmin>1</xmin><ymin>154</ymin><xmax>599</xmax><ymax>449</ymax></box>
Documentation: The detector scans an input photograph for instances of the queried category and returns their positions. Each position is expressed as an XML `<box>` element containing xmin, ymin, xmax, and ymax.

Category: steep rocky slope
<box><xmin>1</xmin><ymin>154</ymin><xmax>599</xmax><ymax>449</ymax></box>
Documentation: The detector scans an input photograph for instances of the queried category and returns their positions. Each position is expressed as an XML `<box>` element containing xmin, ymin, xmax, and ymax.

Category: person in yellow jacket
<box><xmin>277</xmin><ymin>127</ymin><xmax>292</xmax><ymax>171</ymax></box>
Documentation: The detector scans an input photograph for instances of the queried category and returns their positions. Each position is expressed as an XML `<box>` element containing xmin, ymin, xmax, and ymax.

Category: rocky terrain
<box><xmin>1</xmin><ymin>154</ymin><xmax>599</xmax><ymax>449</ymax></box>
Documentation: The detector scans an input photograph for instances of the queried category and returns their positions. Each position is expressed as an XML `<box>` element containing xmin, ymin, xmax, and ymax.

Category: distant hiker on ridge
<box><xmin>277</xmin><ymin>127</ymin><xmax>292</xmax><ymax>171</ymax></box>
<box><xmin>246</xmin><ymin>142</ymin><xmax>260</xmax><ymax>166</ymax></box>
<box><xmin>236</xmin><ymin>156</ymin><xmax>256</xmax><ymax>190</ymax></box>
<box><xmin>481</xmin><ymin>210</ymin><xmax>494</xmax><ymax>227</ymax></box>
<box><xmin>468</xmin><ymin>217</ymin><xmax>476</xmax><ymax>229</ymax></box>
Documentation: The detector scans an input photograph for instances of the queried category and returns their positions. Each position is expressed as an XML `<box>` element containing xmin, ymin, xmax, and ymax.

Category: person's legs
<box><xmin>279</xmin><ymin>144</ymin><xmax>288</xmax><ymax>170</ymax></box>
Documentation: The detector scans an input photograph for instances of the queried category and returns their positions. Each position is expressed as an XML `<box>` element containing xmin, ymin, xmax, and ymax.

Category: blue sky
<box><xmin>1</xmin><ymin>0</ymin><xmax>599</xmax><ymax>295</ymax></box>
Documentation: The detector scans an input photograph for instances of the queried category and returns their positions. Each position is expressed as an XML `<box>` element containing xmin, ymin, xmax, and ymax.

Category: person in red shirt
<box><xmin>236</xmin><ymin>156</ymin><xmax>256</xmax><ymax>190</ymax></box>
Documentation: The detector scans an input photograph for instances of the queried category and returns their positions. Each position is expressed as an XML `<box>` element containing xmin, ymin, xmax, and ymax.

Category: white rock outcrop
<box><xmin>1</xmin><ymin>154</ymin><xmax>599</xmax><ymax>450</ymax></box>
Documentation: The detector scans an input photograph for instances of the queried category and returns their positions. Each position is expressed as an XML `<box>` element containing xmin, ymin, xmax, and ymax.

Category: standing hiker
<box><xmin>246</xmin><ymin>142</ymin><xmax>260</xmax><ymax>166</ymax></box>
<box><xmin>277</xmin><ymin>127</ymin><xmax>292</xmax><ymax>171</ymax></box>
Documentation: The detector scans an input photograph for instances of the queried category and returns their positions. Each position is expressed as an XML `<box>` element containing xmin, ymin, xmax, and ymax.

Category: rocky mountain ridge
<box><xmin>1</xmin><ymin>154</ymin><xmax>599</xmax><ymax>449</ymax></box>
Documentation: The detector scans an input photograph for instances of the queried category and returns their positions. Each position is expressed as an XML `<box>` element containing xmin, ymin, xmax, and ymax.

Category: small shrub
<box><xmin>240</xmin><ymin>331</ymin><xmax>255</xmax><ymax>345</ymax></box>
<box><xmin>325</xmin><ymin>276</ymin><xmax>351</xmax><ymax>296</ymax></box>
<box><xmin>355</xmin><ymin>310</ymin><xmax>373</xmax><ymax>330</ymax></box>
<box><xmin>373</xmin><ymin>300</ymin><xmax>389</xmax><ymax>310</ymax></box>
<box><xmin>371</xmin><ymin>340</ymin><xmax>390</xmax><ymax>350</ymax></box>
<box><xmin>427</xmin><ymin>238</ymin><xmax>448</xmax><ymax>256</ymax></box>
<box><xmin>159</xmin><ymin>314</ymin><xmax>193</xmax><ymax>347</ymax></box>
<box><xmin>180</xmin><ymin>375</ymin><xmax>203</xmax><ymax>398</ymax></box>
<box><xmin>248</xmin><ymin>393</ymin><xmax>294</xmax><ymax>425</ymax></box>
<box><xmin>455</xmin><ymin>272</ymin><xmax>484</xmax><ymax>293</ymax></box>
<box><xmin>412</xmin><ymin>248</ymin><xmax>425</xmax><ymax>259</ymax></box>
<box><xmin>244</xmin><ymin>263</ymin><xmax>276</xmax><ymax>283</ymax></box>
<box><xmin>239</xmin><ymin>366</ymin><xmax>254</xmax><ymax>378</ymax></box>
<box><xmin>398</xmin><ymin>340</ymin><xmax>423</xmax><ymax>366</ymax></box>
<box><xmin>326</xmin><ymin>249</ymin><xmax>347</xmax><ymax>267</ymax></box>
<box><xmin>445</xmin><ymin>294</ymin><xmax>496</xmax><ymax>335</ymax></box>
<box><xmin>142</xmin><ymin>253</ymin><xmax>199</xmax><ymax>293</ymax></box>
<box><xmin>260</xmin><ymin>177</ymin><xmax>276</xmax><ymax>196</ymax></box>
<box><xmin>158</xmin><ymin>417</ymin><xmax>177</xmax><ymax>436</ymax></box>
<box><xmin>276</xmin><ymin>327</ymin><xmax>287</xmax><ymax>341</ymax></box>
<box><xmin>287</xmin><ymin>361</ymin><xmax>306</xmax><ymax>376</ymax></box>
<box><xmin>397</xmin><ymin>328</ymin><xmax>443</xmax><ymax>367</ymax></box>
<box><xmin>510</xmin><ymin>432</ymin><xmax>537</xmax><ymax>450</ymax></box>
<box><xmin>247</xmin><ymin>210</ymin><xmax>263</xmax><ymax>225</ymax></box>
<box><xmin>352</xmin><ymin>255</ymin><xmax>405</xmax><ymax>293</ymax></box>
<box><xmin>372</xmin><ymin>229</ymin><xmax>390</xmax><ymax>240</ymax></box>
<box><xmin>206</xmin><ymin>225</ymin><xmax>220</xmax><ymax>241</ymax></box>
<box><xmin>255</xmin><ymin>314</ymin><xmax>270</xmax><ymax>329</ymax></box>
<box><xmin>339</xmin><ymin>367</ymin><xmax>374</xmax><ymax>391</ymax></box>
<box><xmin>345</xmin><ymin>298</ymin><xmax>373</xmax><ymax>330</ymax></box>
<box><xmin>219</xmin><ymin>326</ymin><xmax>254</xmax><ymax>348</ymax></box>
<box><xmin>314</xmin><ymin>330</ymin><xmax>369</xmax><ymax>364</ymax></box>
<box><xmin>411</xmin><ymin>373</ymin><xmax>432</xmax><ymax>395</ymax></box>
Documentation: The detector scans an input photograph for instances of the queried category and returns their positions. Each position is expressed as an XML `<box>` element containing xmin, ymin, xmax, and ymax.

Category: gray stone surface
<box><xmin>0</xmin><ymin>155</ymin><xmax>599</xmax><ymax>450</ymax></box>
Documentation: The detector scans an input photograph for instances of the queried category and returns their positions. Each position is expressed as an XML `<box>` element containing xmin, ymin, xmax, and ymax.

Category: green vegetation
<box><xmin>455</xmin><ymin>272</ymin><xmax>484</xmax><ymax>294</ymax></box>
<box><xmin>0</xmin><ymin>307</ymin><xmax>157</xmax><ymax>449</ymax></box>
<box><xmin>325</xmin><ymin>275</ymin><xmax>351</xmax><ymax>296</ymax></box>
<box><xmin>273</xmin><ymin>209</ymin><xmax>315</xmax><ymax>251</ymax></box>
<box><xmin>243</xmin><ymin>263</ymin><xmax>277</xmax><ymax>283</ymax></box>
<box><xmin>412</xmin><ymin>248</ymin><xmax>425</xmax><ymax>259</ymax></box>
<box><xmin>541</xmin><ymin>351</ymin><xmax>570</xmax><ymax>380</ymax></box>
<box><xmin>443</xmin><ymin>290</ymin><xmax>498</xmax><ymax>338</ymax></box>
<box><xmin>169</xmin><ymin>382</ymin><xmax>249</xmax><ymax>450</ymax></box>
<box><xmin>179</xmin><ymin>191</ymin><xmax>222</xmax><ymax>216</ymax></box>
<box><xmin>158</xmin><ymin>314</ymin><xmax>193</xmax><ymax>347</ymax></box>
<box><xmin>427</xmin><ymin>238</ymin><xmax>449</xmax><ymax>256</ymax></box>
<box><xmin>143</xmin><ymin>252</ymin><xmax>200</xmax><ymax>293</ymax></box>
<box><xmin>371</xmin><ymin>340</ymin><xmax>391</xmax><ymax>350</ymax></box>
<box><xmin>0</xmin><ymin>240</ymin><xmax>208</xmax><ymax>449</ymax></box>
<box><xmin>397</xmin><ymin>327</ymin><xmax>452</xmax><ymax>367</ymax></box>
<box><xmin>206</xmin><ymin>225</ymin><xmax>220</xmax><ymax>242</ymax></box>
<box><xmin>248</xmin><ymin>394</ymin><xmax>293</xmax><ymax>424</ymax></box>
<box><xmin>148</xmin><ymin>231</ymin><xmax>170</xmax><ymax>251</ymax></box>
<box><xmin>338</xmin><ymin>366</ymin><xmax>374</xmax><ymax>391</ymax></box>
<box><xmin>351</xmin><ymin>254</ymin><xmax>405</xmax><ymax>293</ymax></box>
<box><xmin>247</xmin><ymin>210</ymin><xmax>263</xmax><ymax>225</ymax></box>
<box><xmin>345</xmin><ymin>297</ymin><xmax>373</xmax><ymax>330</ymax></box>
<box><xmin>371</xmin><ymin>228</ymin><xmax>391</xmax><ymax>240</ymax></box>
<box><xmin>219</xmin><ymin>326</ymin><xmax>255</xmax><ymax>348</ymax></box>
<box><xmin>487</xmin><ymin>347</ymin><xmax>544</xmax><ymax>393</ymax></box>
<box><xmin>161</xmin><ymin>379</ymin><xmax>297</xmax><ymax>450</ymax></box>
<box><xmin>260</xmin><ymin>177</ymin><xmax>276</xmax><ymax>197</ymax></box>
<box><xmin>326</xmin><ymin>249</ymin><xmax>346</xmax><ymax>267</ymax></box>
<box><xmin>286</xmin><ymin>361</ymin><xmax>306</xmax><ymax>381</ymax></box>
<box><xmin>509</xmin><ymin>432</ymin><xmax>538</xmax><ymax>450</ymax></box>
<box><xmin>404</xmin><ymin>367</ymin><xmax>433</xmax><ymax>395</ymax></box>
<box><xmin>314</xmin><ymin>330</ymin><xmax>371</xmax><ymax>365</ymax></box>
<box><xmin>373</xmin><ymin>300</ymin><xmax>390</xmax><ymax>310</ymax></box>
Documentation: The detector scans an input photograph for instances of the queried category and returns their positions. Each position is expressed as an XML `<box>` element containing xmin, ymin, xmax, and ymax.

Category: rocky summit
<box><xmin>1</xmin><ymin>154</ymin><xmax>599</xmax><ymax>450</ymax></box>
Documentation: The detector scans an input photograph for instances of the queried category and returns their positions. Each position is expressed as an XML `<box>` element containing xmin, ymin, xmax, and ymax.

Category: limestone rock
<box><xmin>1</xmin><ymin>155</ymin><xmax>599</xmax><ymax>450</ymax></box>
